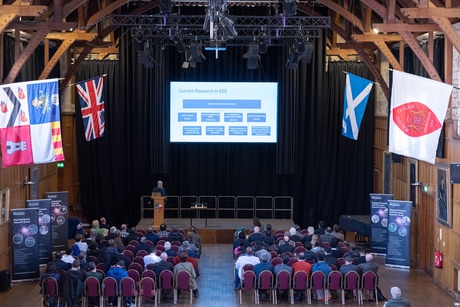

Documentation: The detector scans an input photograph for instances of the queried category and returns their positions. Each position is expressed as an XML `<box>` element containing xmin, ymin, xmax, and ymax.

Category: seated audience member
<box><xmin>274</xmin><ymin>255</ymin><xmax>293</xmax><ymax>276</ymax></box>
<box><xmin>73</xmin><ymin>234</ymin><xmax>87</xmax><ymax>252</ymax></box>
<box><xmin>134</xmin><ymin>236</ymin><xmax>150</xmax><ymax>256</ymax></box>
<box><xmin>173</xmin><ymin>252</ymin><xmax>197</xmax><ymax>270</ymax></box>
<box><xmin>62</xmin><ymin>248</ymin><xmax>75</xmax><ymax>264</ymax></box>
<box><xmin>168</xmin><ymin>225</ymin><xmax>184</xmax><ymax>243</ymax></box>
<box><xmin>289</xmin><ymin>227</ymin><xmax>302</xmax><ymax>242</ymax></box>
<box><xmin>63</xmin><ymin>260</ymin><xmax>85</xmax><ymax>307</ymax></box>
<box><xmin>71</xmin><ymin>243</ymin><xmax>80</xmax><ymax>258</ymax></box>
<box><xmin>311</xmin><ymin>235</ymin><xmax>324</xmax><ymax>254</ymax></box>
<box><xmin>85</xmin><ymin>261</ymin><xmax>104</xmax><ymax>306</ymax></box>
<box><xmin>157</xmin><ymin>223</ymin><xmax>170</xmax><ymax>238</ymax></box>
<box><xmin>104</xmin><ymin>226</ymin><xmax>118</xmax><ymax>241</ymax></box>
<box><xmin>304</xmin><ymin>242</ymin><xmax>317</xmax><ymax>261</ymax></box>
<box><xmin>40</xmin><ymin>262</ymin><xmax>61</xmax><ymax>307</ymax></box>
<box><xmin>99</xmin><ymin>217</ymin><xmax>110</xmax><ymax>230</ymax></box>
<box><xmin>234</xmin><ymin>247</ymin><xmax>260</xmax><ymax>290</ymax></box>
<box><xmin>91</xmin><ymin>219</ymin><xmax>104</xmax><ymax>236</ymax></box>
<box><xmin>233</xmin><ymin>230</ymin><xmax>249</xmax><ymax>254</ymax></box>
<box><xmin>252</xmin><ymin>217</ymin><xmax>263</xmax><ymax>231</ymax></box>
<box><xmin>145</xmin><ymin>227</ymin><xmax>159</xmax><ymax>245</ymax></box>
<box><xmin>332</xmin><ymin>224</ymin><xmax>345</xmax><ymax>241</ymax></box>
<box><xmin>117</xmin><ymin>246</ymin><xmax>132</xmax><ymax>268</ymax></box>
<box><xmin>164</xmin><ymin>241</ymin><xmax>178</xmax><ymax>257</ymax></box>
<box><xmin>302</xmin><ymin>226</ymin><xmax>315</xmax><ymax>245</ymax></box>
<box><xmin>174</xmin><ymin>252</ymin><xmax>199</xmax><ymax>298</ymax></box>
<box><xmin>312</xmin><ymin>254</ymin><xmax>332</xmax><ymax>300</ymax></box>
<box><xmin>314</xmin><ymin>221</ymin><xmax>326</xmax><ymax>235</ymax></box>
<box><xmin>106</xmin><ymin>260</ymin><xmax>133</xmax><ymax>306</ymax></box>
<box><xmin>359</xmin><ymin>254</ymin><xmax>379</xmax><ymax>273</ymax></box>
<box><xmin>124</xmin><ymin>227</ymin><xmax>139</xmax><ymax>245</ymax></box>
<box><xmin>323</xmin><ymin>247</ymin><xmax>339</xmax><ymax>269</ymax></box>
<box><xmin>383</xmin><ymin>286</ymin><xmax>410</xmax><ymax>307</ymax></box>
<box><xmin>339</xmin><ymin>256</ymin><xmax>361</xmax><ymax>276</ymax></box>
<box><xmin>320</xmin><ymin>227</ymin><xmax>334</xmax><ymax>244</ymax></box>
<box><xmin>292</xmin><ymin>252</ymin><xmax>312</xmax><ymax>301</ymax></box>
<box><xmin>344</xmin><ymin>243</ymin><xmax>361</xmax><ymax>258</ymax></box>
<box><xmin>253</xmin><ymin>253</ymin><xmax>274</xmax><ymax>301</ymax></box>
<box><xmin>113</xmin><ymin>233</ymin><xmax>124</xmax><ymax>250</ymax></box>
<box><xmin>353</xmin><ymin>250</ymin><xmax>367</xmax><ymax>265</ymax></box>
<box><xmin>234</xmin><ymin>241</ymin><xmax>245</xmax><ymax>257</ymax></box>
<box><xmin>86</xmin><ymin>241</ymin><xmax>100</xmax><ymax>259</ymax></box>
<box><xmin>278</xmin><ymin>236</ymin><xmax>295</xmax><ymax>255</ymax></box>
<box><xmin>119</xmin><ymin>224</ymin><xmax>129</xmax><ymax>240</ymax></box>
<box><xmin>262</xmin><ymin>223</ymin><xmax>273</xmax><ymax>236</ymax></box>
<box><xmin>189</xmin><ymin>226</ymin><xmax>202</xmax><ymax>246</ymax></box>
<box><xmin>154</xmin><ymin>252</ymin><xmax>174</xmax><ymax>300</ymax></box>
<box><xmin>144</xmin><ymin>246</ymin><xmax>161</xmax><ymax>269</ymax></box>
<box><xmin>249</xmin><ymin>226</ymin><xmax>264</xmax><ymax>245</ymax></box>
<box><xmin>186</xmin><ymin>231</ymin><xmax>201</xmax><ymax>258</ymax></box>
<box><xmin>255</xmin><ymin>245</ymin><xmax>272</xmax><ymax>263</ymax></box>
<box><xmin>178</xmin><ymin>241</ymin><xmax>196</xmax><ymax>258</ymax></box>
<box><xmin>329</xmin><ymin>237</ymin><xmax>344</xmax><ymax>258</ymax></box>
<box><xmin>294</xmin><ymin>225</ymin><xmax>304</xmax><ymax>240</ymax></box>
<box><xmin>78</xmin><ymin>251</ymin><xmax>89</xmax><ymax>271</ymax></box>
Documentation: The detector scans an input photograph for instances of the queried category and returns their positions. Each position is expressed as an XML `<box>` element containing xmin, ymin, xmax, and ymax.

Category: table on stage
<box><xmin>190</xmin><ymin>203</ymin><xmax>208</xmax><ymax>227</ymax></box>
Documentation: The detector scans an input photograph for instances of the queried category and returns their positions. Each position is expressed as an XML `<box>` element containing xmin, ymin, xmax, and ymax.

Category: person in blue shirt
<box><xmin>253</xmin><ymin>253</ymin><xmax>274</xmax><ymax>301</ymax></box>
<box><xmin>106</xmin><ymin>260</ymin><xmax>134</xmax><ymax>307</ymax></box>
<box><xmin>312</xmin><ymin>253</ymin><xmax>332</xmax><ymax>300</ymax></box>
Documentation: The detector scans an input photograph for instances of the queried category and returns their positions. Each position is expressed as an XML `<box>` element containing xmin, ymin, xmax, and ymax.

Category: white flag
<box><xmin>389</xmin><ymin>70</ymin><xmax>452</xmax><ymax>164</ymax></box>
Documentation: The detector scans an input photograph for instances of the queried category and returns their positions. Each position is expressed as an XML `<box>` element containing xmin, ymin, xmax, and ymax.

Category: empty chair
<box><xmin>123</xmin><ymin>250</ymin><xmax>134</xmax><ymax>261</ymax></box>
<box><xmin>156</xmin><ymin>240</ymin><xmax>166</xmax><ymax>246</ymax></box>
<box><xmin>145</xmin><ymin>263</ymin><xmax>155</xmax><ymax>271</ymax></box>
<box><xmin>292</xmin><ymin>270</ymin><xmax>309</xmax><ymax>303</ymax></box>
<box><xmin>274</xmin><ymin>270</ymin><xmax>293</xmax><ymax>304</ymax></box>
<box><xmin>329</xmin><ymin>264</ymin><xmax>338</xmax><ymax>271</ymax></box>
<box><xmin>170</xmin><ymin>241</ymin><xmax>181</xmax><ymax>247</ymax></box>
<box><xmin>41</xmin><ymin>277</ymin><xmax>60</xmax><ymax>307</ymax></box>
<box><xmin>132</xmin><ymin>256</ymin><xmax>145</xmax><ymax>268</ymax></box>
<box><xmin>127</xmin><ymin>269</ymin><xmax>140</xmax><ymax>289</ymax></box>
<box><xmin>175</xmin><ymin>270</ymin><xmax>193</xmax><ymax>304</ymax></box>
<box><xmin>128</xmin><ymin>240</ymin><xmax>139</xmax><ymax>246</ymax></box>
<box><xmin>142</xmin><ymin>269</ymin><xmax>156</xmax><ymax>282</ymax></box>
<box><xmin>361</xmin><ymin>271</ymin><xmax>378</xmax><ymax>305</ymax></box>
<box><xmin>281</xmin><ymin>252</ymin><xmax>294</xmax><ymax>259</ymax></box>
<box><xmin>337</xmin><ymin>258</ymin><xmax>345</xmax><ymax>269</ymax></box>
<box><xmin>257</xmin><ymin>270</ymin><xmax>275</xmax><ymax>304</ymax></box>
<box><xmin>95</xmin><ymin>263</ymin><xmax>106</xmax><ymax>273</ymax></box>
<box><xmin>101</xmin><ymin>277</ymin><xmax>120</xmax><ymax>307</ymax></box>
<box><xmin>295</xmin><ymin>242</ymin><xmax>304</xmax><ymax>248</ymax></box>
<box><xmin>240</xmin><ymin>270</ymin><xmax>257</xmax><ymax>304</ymax></box>
<box><xmin>271</xmin><ymin>257</ymin><xmax>282</xmax><ymax>266</ymax></box>
<box><xmin>343</xmin><ymin>271</ymin><xmax>362</xmax><ymax>305</ymax></box>
<box><xmin>294</xmin><ymin>246</ymin><xmax>306</xmax><ymax>255</ymax></box>
<box><xmin>156</xmin><ymin>245</ymin><xmax>165</xmax><ymax>253</ymax></box>
<box><xmin>326</xmin><ymin>270</ymin><xmax>343</xmax><ymax>305</ymax></box>
<box><xmin>128</xmin><ymin>262</ymin><xmax>143</xmax><ymax>277</ymax></box>
<box><xmin>275</xmin><ymin>229</ymin><xmax>285</xmax><ymax>236</ymax></box>
<box><xmin>287</xmin><ymin>258</ymin><xmax>298</xmax><ymax>267</ymax></box>
<box><xmin>136</xmin><ymin>250</ymin><xmax>148</xmax><ymax>258</ymax></box>
<box><xmin>270</xmin><ymin>251</ymin><xmax>278</xmax><ymax>259</ymax></box>
<box><xmin>309</xmin><ymin>271</ymin><xmax>326</xmax><ymax>304</ymax></box>
<box><xmin>138</xmin><ymin>276</ymin><xmax>157</xmax><ymax>307</ymax></box>
<box><xmin>125</xmin><ymin>245</ymin><xmax>136</xmax><ymax>254</ymax></box>
<box><xmin>145</xmin><ymin>240</ymin><xmax>154</xmax><ymax>247</ymax></box>
<box><xmin>82</xmin><ymin>276</ymin><xmax>101</xmax><ymax>307</ymax></box>
<box><xmin>120</xmin><ymin>276</ymin><xmax>137</xmax><ymax>306</ymax></box>
<box><xmin>158</xmin><ymin>270</ymin><xmax>175</xmax><ymax>304</ymax></box>
<box><xmin>96</xmin><ymin>269</ymin><xmax>106</xmax><ymax>279</ymax></box>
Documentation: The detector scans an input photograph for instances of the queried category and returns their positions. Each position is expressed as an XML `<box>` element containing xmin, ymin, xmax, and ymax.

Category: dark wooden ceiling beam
<box><xmin>373</xmin><ymin>22</ymin><xmax>440</xmax><ymax>32</ymax></box>
<box><xmin>401</xmin><ymin>7</ymin><xmax>460</xmax><ymax>18</ymax></box>
<box><xmin>7</xmin><ymin>21</ymin><xmax>77</xmax><ymax>31</ymax></box>
<box><xmin>86</xmin><ymin>0</ymin><xmax>130</xmax><ymax>28</ymax></box>
<box><xmin>39</xmin><ymin>38</ymin><xmax>75</xmax><ymax>80</ymax></box>
<box><xmin>317</xmin><ymin>0</ymin><xmax>364</xmax><ymax>32</ymax></box>
<box><xmin>356</xmin><ymin>48</ymin><xmax>391</xmax><ymax>102</ymax></box>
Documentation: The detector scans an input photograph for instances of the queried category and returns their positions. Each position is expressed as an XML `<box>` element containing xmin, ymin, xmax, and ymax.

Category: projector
<box><xmin>204</xmin><ymin>41</ymin><xmax>227</xmax><ymax>51</ymax></box>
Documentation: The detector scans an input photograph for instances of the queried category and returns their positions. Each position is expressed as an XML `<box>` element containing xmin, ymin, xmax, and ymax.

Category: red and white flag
<box><xmin>389</xmin><ymin>70</ymin><xmax>452</xmax><ymax>164</ymax></box>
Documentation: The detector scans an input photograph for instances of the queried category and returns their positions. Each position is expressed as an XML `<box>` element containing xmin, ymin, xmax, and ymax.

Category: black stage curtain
<box><xmin>75</xmin><ymin>29</ymin><xmax>375</xmax><ymax>228</ymax></box>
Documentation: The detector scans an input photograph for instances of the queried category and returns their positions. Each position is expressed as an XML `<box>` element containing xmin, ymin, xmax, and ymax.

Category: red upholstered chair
<box><xmin>294</xmin><ymin>246</ymin><xmax>306</xmax><ymax>255</ymax></box>
<box><xmin>239</xmin><ymin>270</ymin><xmax>257</xmax><ymax>304</ymax></box>
<box><xmin>326</xmin><ymin>270</ymin><xmax>343</xmax><ymax>305</ymax></box>
<box><xmin>292</xmin><ymin>270</ymin><xmax>309</xmax><ymax>302</ymax></box>
<box><xmin>120</xmin><ymin>277</ymin><xmax>137</xmax><ymax>306</ymax></box>
<box><xmin>123</xmin><ymin>249</ymin><xmax>134</xmax><ymax>261</ymax></box>
<box><xmin>142</xmin><ymin>269</ymin><xmax>156</xmax><ymax>282</ymax></box>
<box><xmin>343</xmin><ymin>271</ymin><xmax>361</xmax><ymax>304</ymax></box>
<box><xmin>309</xmin><ymin>271</ymin><xmax>326</xmax><ymax>304</ymax></box>
<box><xmin>287</xmin><ymin>258</ymin><xmax>299</xmax><ymax>267</ymax></box>
<box><xmin>95</xmin><ymin>263</ymin><xmax>106</xmax><ymax>273</ymax></box>
<box><xmin>128</xmin><ymin>240</ymin><xmax>139</xmax><ymax>246</ymax></box>
<box><xmin>82</xmin><ymin>276</ymin><xmax>101</xmax><ymax>307</ymax></box>
<box><xmin>156</xmin><ymin>245</ymin><xmax>165</xmax><ymax>253</ymax></box>
<box><xmin>146</xmin><ymin>263</ymin><xmax>155</xmax><ymax>271</ymax></box>
<box><xmin>175</xmin><ymin>270</ymin><xmax>193</xmax><ymax>304</ymax></box>
<box><xmin>329</xmin><ymin>264</ymin><xmax>338</xmax><ymax>271</ymax></box>
<box><xmin>145</xmin><ymin>240</ymin><xmax>154</xmax><ymax>246</ymax></box>
<box><xmin>337</xmin><ymin>257</ymin><xmax>345</xmax><ymax>269</ymax></box>
<box><xmin>128</xmin><ymin>262</ymin><xmax>143</xmax><ymax>278</ymax></box>
<box><xmin>295</xmin><ymin>242</ymin><xmax>304</xmax><ymax>248</ymax></box>
<box><xmin>274</xmin><ymin>270</ymin><xmax>293</xmax><ymax>304</ymax></box>
<box><xmin>42</xmin><ymin>277</ymin><xmax>60</xmax><ymax>307</ymax></box>
<box><xmin>158</xmin><ymin>270</ymin><xmax>175</xmax><ymax>304</ymax></box>
<box><xmin>361</xmin><ymin>271</ymin><xmax>378</xmax><ymax>305</ymax></box>
<box><xmin>281</xmin><ymin>252</ymin><xmax>294</xmax><ymax>259</ymax></box>
<box><xmin>101</xmin><ymin>277</ymin><xmax>120</xmax><ymax>307</ymax></box>
<box><xmin>242</xmin><ymin>264</ymin><xmax>254</xmax><ymax>272</ymax></box>
<box><xmin>125</xmin><ymin>245</ymin><xmax>136</xmax><ymax>254</ymax></box>
<box><xmin>133</xmin><ymin>256</ymin><xmax>145</xmax><ymax>268</ymax></box>
<box><xmin>136</xmin><ymin>250</ymin><xmax>148</xmax><ymax>258</ymax></box>
<box><xmin>127</xmin><ymin>269</ymin><xmax>140</xmax><ymax>289</ymax></box>
<box><xmin>257</xmin><ymin>270</ymin><xmax>275</xmax><ymax>304</ymax></box>
<box><xmin>156</xmin><ymin>240</ymin><xmax>166</xmax><ymax>246</ymax></box>
<box><xmin>138</xmin><ymin>276</ymin><xmax>157</xmax><ymax>307</ymax></box>
<box><xmin>271</xmin><ymin>257</ymin><xmax>282</xmax><ymax>266</ymax></box>
<box><xmin>96</xmin><ymin>269</ymin><xmax>105</xmax><ymax>279</ymax></box>
<box><xmin>170</xmin><ymin>241</ymin><xmax>181</xmax><ymax>247</ymax></box>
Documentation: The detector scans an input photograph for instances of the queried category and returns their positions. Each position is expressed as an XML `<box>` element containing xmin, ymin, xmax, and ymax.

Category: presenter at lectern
<box><xmin>152</xmin><ymin>180</ymin><xmax>167</xmax><ymax>196</ymax></box>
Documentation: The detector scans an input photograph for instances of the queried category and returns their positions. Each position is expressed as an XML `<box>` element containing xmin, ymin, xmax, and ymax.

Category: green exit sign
<box><xmin>57</xmin><ymin>162</ymin><xmax>64</xmax><ymax>168</ymax></box>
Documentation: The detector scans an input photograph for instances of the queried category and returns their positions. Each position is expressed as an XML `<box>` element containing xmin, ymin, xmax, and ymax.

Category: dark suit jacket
<box><xmin>277</xmin><ymin>243</ymin><xmax>294</xmax><ymax>255</ymax></box>
<box><xmin>54</xmin><ymin>260</ymin><xmax>71</xmax><ymax>271</ymax></box>
<box><xmin>340</xmin><ymin>264</ymin><xmax>361</xmax><ymax>276</ymax></box>
<box><xmin>154</xmin><ymin>260</ymin><xmax>174</xmax><ymax>277</ymax></box>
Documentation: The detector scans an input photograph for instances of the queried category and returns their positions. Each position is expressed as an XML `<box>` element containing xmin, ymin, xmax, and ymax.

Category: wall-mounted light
<box><xmin>23</xmin><ymin>176</ymin><xmax>35</xmax><ymax>185</ymax></box>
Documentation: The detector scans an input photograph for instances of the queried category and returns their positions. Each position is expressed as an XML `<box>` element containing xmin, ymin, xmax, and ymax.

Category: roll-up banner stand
<box><xmin>26</xmin><ymin>199</ymin><xmax>52</xmax><ymax>265</ymax></box>
<box><xmin>45</xmin><ymin>191</ymin><xmax>69</xmax><ymax>252</ymax></box>
<box><xmin>385</xmin><ymin>200</ymin><xmax>412</xmax><ymax>269</ymax></box>
<box><xmin>11</xmin><ymin>208</ymin><xmax>40</xmax><ymax>281</ymax></box>
<box><xmin>369</xmin><ymin>193</ymin><xmax>393</xmax><ymax>255</ymax></box>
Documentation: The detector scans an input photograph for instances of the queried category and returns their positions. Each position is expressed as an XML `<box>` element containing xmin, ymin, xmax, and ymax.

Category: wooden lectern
<box><xmin>151</xmin><ymin>193</ymin><xmax>167</xmax><ymax>228</ymax></box>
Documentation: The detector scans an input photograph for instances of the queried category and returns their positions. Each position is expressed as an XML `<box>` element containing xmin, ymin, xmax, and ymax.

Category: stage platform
<box><xmin>136</xmin><ymin>218</ymin><xmax>295</xmax><ymax>244</ymax></box>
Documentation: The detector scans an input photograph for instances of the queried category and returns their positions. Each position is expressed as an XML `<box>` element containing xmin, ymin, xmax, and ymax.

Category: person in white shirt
<box><xmin>144</xmin><ymin>246</ymin><xmax>161</xmax><ymax>269</ymax></box>
<box><xmin>62</xmin><ymin>247</ymin><xmax>75</xmax><ymax>264</ymax></box>
<box><xmin>73</xmin><ymin>234</ymin><xmax>88</xmax><ymax>252</ymax></box>
<box><xmin>234</xmin><ymin>246</ymin><xmax>260</xmax><ymax>290</ymax></box>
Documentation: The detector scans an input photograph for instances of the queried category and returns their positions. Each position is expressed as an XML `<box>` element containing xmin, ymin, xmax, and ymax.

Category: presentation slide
<box><xmin>170</xmin><ymin>82</ymin><xmax>278</xmax><ymax>143</ymax></box>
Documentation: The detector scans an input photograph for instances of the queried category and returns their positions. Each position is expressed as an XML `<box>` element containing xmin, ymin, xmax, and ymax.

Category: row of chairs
<box><xmin>239</xmin><ymin>270</ymin><xmax>378</xmax><ymax>305</ymax></box>
<box><xmin>42</xmin><ymin>269</ymin><xmax>196</xmax><ymax>307</ymax></box>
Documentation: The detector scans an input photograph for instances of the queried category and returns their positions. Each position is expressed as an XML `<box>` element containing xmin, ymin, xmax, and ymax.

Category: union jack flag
<box><xmin>76</xmin><ymin>76</ymin><xmax>105</xmax><ymax>141</ymax></box>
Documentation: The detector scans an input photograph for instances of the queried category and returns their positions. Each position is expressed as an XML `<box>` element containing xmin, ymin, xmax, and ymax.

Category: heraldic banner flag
<box><xmin>76</xmin><ymin>76</ymin><xmax>105</xmax><ymax>141</ymax></box>
<box><xmin>389</xmin><ymin>70</ymin><xmax>453</xmax><ymax>164</ymax></box>
<box><xmin>342</xmin><ymin>72</ymin><xmax>374</xmax><ymax>140</ymax></box>
<box><xmin>0</xmin><ymin>79</ymin><xmax>64</xmax><ymax>168</ymax></box>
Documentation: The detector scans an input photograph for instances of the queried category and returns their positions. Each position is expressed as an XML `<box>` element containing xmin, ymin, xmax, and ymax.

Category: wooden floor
<box><xmin>0</xmin><ymin>243</ymin><xmax>457</xmax><ymax>306</ymax></box>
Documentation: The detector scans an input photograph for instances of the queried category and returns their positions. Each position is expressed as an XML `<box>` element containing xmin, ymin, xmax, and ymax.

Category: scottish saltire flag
<box><xmin>389</xmin><ymin>70</ymin><xmax>452</xmax><ymax>164</ymax></box>
<box><xmin>76</xmin><ymin>76</ymin><xmax>105</xmax><ymax>141</ymax></box>
<box><xmin>0</xmin><ymin>79</ymin><xmax>64</xmax><ymax>168</ymax></box>
<box><xmin>342</xmin><ymin>73</ymin><xmax>373</xmax><ymax>140</ymax></box>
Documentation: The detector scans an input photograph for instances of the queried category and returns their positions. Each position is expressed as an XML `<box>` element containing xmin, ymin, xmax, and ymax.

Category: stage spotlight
<box><xmin>160</xmin><ymin>0</ymin><xmax>172</xmax><ymax>14</ymax></box>
<box><xmin>172</xmin><ymin>34</ymin><xmax>186</xmax><ymax>53</ymax></box>
<box><xmin>219</xmin><ymin>13</ymin><xmax>237</xmax><ymax>39</ymax></box>
<box><xmin>284</xmin><ymin>0</ymin><xmax>297</xmax><ymax>16</ymax></box>
<box><xmin>300</xmin><ymin>41</ymin><xmax>314</xmax><ymax>63</ymax></box>
<box><xmin>243</xmin><ymin>43</ymin><xmax>260</xmax><ymax>69</ymax></box>
<box><xmin>183</xmin><ymin>42</ymin><xmax>206</xmax><ymax>68</ymax></box>
<box><xmin>137</xmin><ymin>40</ymin><xmax>156</xmax><ymax>68</ymax></box>
<box><xmin>285</xmin><ymin>47</ymin><xmax>299</xmax><ymax>69</ymax></box>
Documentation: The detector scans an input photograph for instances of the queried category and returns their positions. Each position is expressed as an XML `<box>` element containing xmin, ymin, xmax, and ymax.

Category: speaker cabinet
<box><xmin>450</xmin><ymin>163</ymin><xmax>460</xmax><ymax>184</ymax></box>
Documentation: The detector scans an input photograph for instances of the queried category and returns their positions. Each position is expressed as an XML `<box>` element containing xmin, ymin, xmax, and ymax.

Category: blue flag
<box><xmin>342</xmin><ymin>73</ymin><xmax>373</xmax><ymax>140</ymax></box>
